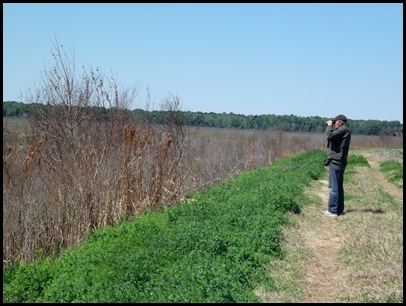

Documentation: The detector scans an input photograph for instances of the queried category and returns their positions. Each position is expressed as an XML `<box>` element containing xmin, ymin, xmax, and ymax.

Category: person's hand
<box><xmin>326</xmin><ymin>120</ymin><xmax>333</xmax><ymax>126</ymax></box>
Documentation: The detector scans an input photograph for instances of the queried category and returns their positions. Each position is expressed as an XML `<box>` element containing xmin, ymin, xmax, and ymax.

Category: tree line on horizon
<box><xmin>3</xmin><ymin>101</ymin><xmax>403</xmax><ymax>136</ymax></box>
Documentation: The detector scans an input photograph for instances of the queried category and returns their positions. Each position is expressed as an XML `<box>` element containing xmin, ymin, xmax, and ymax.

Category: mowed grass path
<box><xmin>257</xmin><ymin>147</ymin><xmax>403</xmax><ymax>303</ymax></box>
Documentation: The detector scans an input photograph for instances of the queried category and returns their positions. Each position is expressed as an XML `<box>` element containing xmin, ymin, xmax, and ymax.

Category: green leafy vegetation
<box><xmin>379</xmin><ymin>160</ymin><xmax>403</xmax><ymax>186</ymax></box>
<box><xmin>3</xmin><ymin>149</ymin><xmax>327</xmax><ymax>303</ymax></box>
<box><xmin>347</xmin><ymin>154</ymin><xmax>370</xmax><ymax>167</ymax></box>
<box><xmin>343</xmin><ymin>154</ymin><xmax>370</xmax><ymax>178</ymax></box>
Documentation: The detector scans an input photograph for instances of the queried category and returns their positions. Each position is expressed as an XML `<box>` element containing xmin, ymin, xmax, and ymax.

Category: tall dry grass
<box><xmin>3</xmin><ymin>116</ymin><xmax>184</xmax><ymax>265</ymax></box>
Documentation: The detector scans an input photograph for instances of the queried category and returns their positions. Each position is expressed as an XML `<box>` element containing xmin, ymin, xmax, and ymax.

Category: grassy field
<box><xmin>3</xmin><ymin>146</ymin><xmax>403</xmax><ymax>302</ymax></box>
<box><xmin>3</xmin><ymin>117</ymin><xmax>403</xmax><ymax>302</ymax></box>
<box><xmin>6</xmin><ymin>116</ymin><xmax>402</xmax><ymax>265</ymax></box>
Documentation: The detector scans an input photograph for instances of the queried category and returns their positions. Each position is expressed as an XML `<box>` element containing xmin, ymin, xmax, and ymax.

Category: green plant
<box><xmin>379</xmin><ymin>160</ymin><xmax>403</xmax><ymax>185</ymax></box>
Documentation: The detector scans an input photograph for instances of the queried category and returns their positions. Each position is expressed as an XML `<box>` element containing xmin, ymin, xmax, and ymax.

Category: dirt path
<box><xmin>301</xmin><ymin>178</ymin><xmax>349</xmax><ymax>303</ymax></box>
<box><xmin>301</xmin><ymin>150</ymin><xmax>403</xmax><ymax>303</ymax></box>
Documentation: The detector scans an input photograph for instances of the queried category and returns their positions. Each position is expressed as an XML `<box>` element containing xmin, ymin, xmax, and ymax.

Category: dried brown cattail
<box><xmin>140</xmin><ymin>130</ymin><xmax>148</xmax><ymax>153</ymax></box>
<box><xmin>21</xmin><ymin>140</ymin><xmax>43</xmax><ymax>194</ymax></box>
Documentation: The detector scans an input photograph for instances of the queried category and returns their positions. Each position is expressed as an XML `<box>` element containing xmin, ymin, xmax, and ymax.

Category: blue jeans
<box><xmin>328</xmin><ymin>162</ymin><xmax>345</xmax><ymax>214</ymax></box>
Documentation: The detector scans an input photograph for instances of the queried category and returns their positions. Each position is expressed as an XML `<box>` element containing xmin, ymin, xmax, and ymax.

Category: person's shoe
<box><xmin>321</xmin><ymin>210</ymin><xmax>338</xmax><ymax>217</ymax></box>
<box><xmin>338</xmin><ymin>211</ymin><xmax>345</xmax><ymax>216</ymax></box>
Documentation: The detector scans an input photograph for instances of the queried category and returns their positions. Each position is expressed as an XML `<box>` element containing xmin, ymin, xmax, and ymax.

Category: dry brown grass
<box><xmin>2</xmin><ymin>115</ymin><xmax>185</xmax><ymax>264</ymax></box>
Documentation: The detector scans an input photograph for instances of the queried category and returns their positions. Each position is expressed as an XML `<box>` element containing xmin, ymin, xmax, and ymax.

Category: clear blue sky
<box><xmin>3</xmin><ymin>3</ymin><xmax>403</xmax><ymax>122</ymax></box>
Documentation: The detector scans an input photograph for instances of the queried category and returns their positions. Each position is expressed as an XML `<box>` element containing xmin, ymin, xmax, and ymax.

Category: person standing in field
<box><xmin>322</xmin><ymin>114</ymin><xmax>351</xmax><ymax>217</ymax></box>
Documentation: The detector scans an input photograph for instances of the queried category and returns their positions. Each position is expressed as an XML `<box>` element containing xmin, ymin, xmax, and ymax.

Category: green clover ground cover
<box><xmin>3</xmin><ymin>149</ymin><xmax>327</xmax><ymax>303</ymax></box>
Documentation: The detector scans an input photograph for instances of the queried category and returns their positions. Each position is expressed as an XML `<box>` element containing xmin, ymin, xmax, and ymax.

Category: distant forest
<box><xmin>3</xmin><ymin>101</ymin><xmax>403</xmax><ymax>136</ymax></box>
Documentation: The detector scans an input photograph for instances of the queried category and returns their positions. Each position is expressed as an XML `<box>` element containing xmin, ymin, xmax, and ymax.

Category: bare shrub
<box><xmin>3</xmin><ymin>39</ymin><xmax>186</xmax><ymax>264</ymax></box>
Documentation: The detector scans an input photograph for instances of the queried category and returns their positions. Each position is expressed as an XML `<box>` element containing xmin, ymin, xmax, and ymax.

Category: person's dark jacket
<box><xmin>325</xmin><ymin>124</ymin><xmax>351</xmax><ymax>168</ymax></box>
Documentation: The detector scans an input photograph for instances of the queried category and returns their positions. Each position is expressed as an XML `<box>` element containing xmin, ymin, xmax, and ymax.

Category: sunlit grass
<box><xmin>258</xmin><ymin>147</ymin><xmax>403</xmax><ymax>303</ymax></box>
<box><xmin>380</xmin><ymin>160</ymin><xmax>403</xmax><ymax>188</ymax></box>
